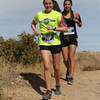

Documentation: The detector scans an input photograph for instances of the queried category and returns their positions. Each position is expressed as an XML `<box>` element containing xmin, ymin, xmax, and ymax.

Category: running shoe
<box><xmin>42</xmin><ymin>90</ymin><xmax>52</xmax><ymax>100</ymax></box>
<box><xmin>67</xmin><ymin>76</ymin><xmax>74</xmax><ymax>85</ymax></box>
<box><xmin>55</xmin><ymin>85</ymin><xmax>61</xmax><ymax>95</ymax></box>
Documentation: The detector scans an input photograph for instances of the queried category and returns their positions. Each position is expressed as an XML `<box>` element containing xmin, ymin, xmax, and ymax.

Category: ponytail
<box><xmin>53</xmin><ymin>0</ymin><xmax>61</xmax><ymax>12</ymax></box>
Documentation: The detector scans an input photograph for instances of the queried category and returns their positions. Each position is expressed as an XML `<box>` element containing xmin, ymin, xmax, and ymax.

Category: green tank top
<box><xmin>34</xmin><ymin>10</ymin><xmax>62</xmax><ymax>46</ymax></box>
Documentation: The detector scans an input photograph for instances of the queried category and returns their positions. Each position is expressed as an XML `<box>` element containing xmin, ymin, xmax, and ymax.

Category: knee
<box><xmin>44</xmin><ymin>65</ymin><xmax>50</xmax><ymax>71</ymax></box>
<box><xmin>53</xmin><ymin>65</ymin><xmax>60</xmax><ymax>72</ymax></box>
<box><xmin>63</xmin><ymin>59</ymin><xmax>68</xmax><ymax>64</ymax></box>
<box><xmin>69</xmin><ymin>56</ymin><xmax>74</xmax><ymax>62</ymax></box>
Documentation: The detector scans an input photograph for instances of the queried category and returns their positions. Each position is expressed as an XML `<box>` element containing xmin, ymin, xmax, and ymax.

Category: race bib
<box><xmin>64</xmin><ymin>27</ymin><xmax>75</xmax><ymax>35</ymax></box>
<box><xmin>42</xmin><ymin>34</ymin><xmax>54</xmax><ymax>43</ymax></box>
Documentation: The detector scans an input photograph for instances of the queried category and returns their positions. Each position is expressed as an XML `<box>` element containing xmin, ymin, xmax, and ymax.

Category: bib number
<box><xmin>42</xmin><ymin>34</ymin><xmax>54</xmax><ymax>43</ymax></box>
<box><xmin>64</xmin><ymin>27</ymin><xmax>75</xmax><ymax>35</ymax></box>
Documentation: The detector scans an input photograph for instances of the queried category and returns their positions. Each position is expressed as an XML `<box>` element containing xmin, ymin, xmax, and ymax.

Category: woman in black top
<box><xmin>60</xmin><ymin>0</ymin><xmax>82</xmax><ymax>85</ymax></box>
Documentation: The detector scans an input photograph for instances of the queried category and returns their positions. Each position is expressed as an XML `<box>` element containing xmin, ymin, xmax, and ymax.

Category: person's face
<box><xmin>43</xmin><ymin>0</ymin><xmax>53</xmax><ymax>12</ymax></box>
<box><xmin>64</xmin><ymin>1</ymin><xmax>72</xmax><ymax>11</ymax></box>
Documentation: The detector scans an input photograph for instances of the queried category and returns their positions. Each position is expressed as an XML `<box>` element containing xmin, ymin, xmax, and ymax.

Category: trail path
<box><xmin>4</xmin><ymin>71</ymin><xmax>100</xmax><ymax>100</ymax></box>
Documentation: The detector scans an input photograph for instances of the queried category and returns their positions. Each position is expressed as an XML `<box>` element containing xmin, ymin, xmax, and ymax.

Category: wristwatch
<box><xmin>52</xmin><ymin>27</ymin><xmax>56</xmax><ymax>31</ymax></box>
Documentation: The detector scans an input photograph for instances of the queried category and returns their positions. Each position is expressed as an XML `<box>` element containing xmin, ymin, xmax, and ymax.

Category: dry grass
<box><xmin>0</xmin><ymin>51</ymin><xmax>100</xmax><ymax>99</ymax></box>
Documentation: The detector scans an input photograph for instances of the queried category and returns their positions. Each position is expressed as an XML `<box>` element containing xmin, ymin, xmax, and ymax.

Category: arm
<box><xmin>73</xmin><ymin>12</ymin><xmax>82</xmax><ymax>27</ymax></box>
<box><xmin>31</xmin><ymin>20</ymin><xmax>40</xmax><ymax>36</ymax></box>
<box><xmin>46</xmin><ymin>16</ymin><xmax>68</xmax><ymax>32</ymax></box>
<box><xmin>46</xmin><ymin>25</ymin><xmax>68</xmax><ymax>32</ymax></box>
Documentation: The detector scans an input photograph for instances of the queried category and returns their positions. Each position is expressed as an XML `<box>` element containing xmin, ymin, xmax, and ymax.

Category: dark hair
<box><xmin>63</xmin><ymin>0</ymin><xmax>72</xmax><ymax>6</ymax></box>
<box><xmin>53</xmin><ymin>0</ymin><xmax>61</xmax><ymax>12</ymax></box>
<box><xmin>43</xmin><ymin>0</ymin><xmax>54</xmax><ymax>4</ymax></box>
<box><xmin>43</xmin><ymin>0</ymin><xmax>61</xmax><ymax>12</ymax></box>
<box><xmin>62</xmin><ymin>0</ymin><xmax>72</xmax><ymax>15</ymax></box>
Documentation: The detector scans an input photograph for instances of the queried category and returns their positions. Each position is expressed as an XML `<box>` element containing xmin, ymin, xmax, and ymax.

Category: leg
<box><xmin>52</xmin><ymin>52</ymin><xmax>61</xmax><ymax>95</ymax></box>
<box><xmin>52</xmin><ymin>53</ymin><xmax>60</xmax><ymax>86</ymax></box>
<box><xmin>62</xmin><ymin>46</ymin><xmax>71</xmax><ymax>75</ymax></box>
<box><xmin>68</xmin><ymin>45</ymin><xmax>77</xmax><ymax>77</ymax></box>
<box><xmin>40</xmin><ymin>50</ymin><xmax>51</xmax><ymax>91</ymax></box>
<box><xmin>62</xmin><ymin>46</ymin><xmax>69</xmax><ymax>70</ymax></box>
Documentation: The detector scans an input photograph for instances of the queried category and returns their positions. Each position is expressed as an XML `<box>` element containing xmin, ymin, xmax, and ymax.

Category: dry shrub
<box><xmin>0</xmin><ymin>32</ymin><xmax>41</xmax><ymax>65</ymax></box>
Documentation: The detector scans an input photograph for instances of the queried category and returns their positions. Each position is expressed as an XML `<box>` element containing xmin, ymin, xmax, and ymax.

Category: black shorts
<box><xmin>39</xmin><ymin>45</ymin><xmax>61</xmax><ymax>54</ymax></box>
<box><xmin>60</xmin><ymin>35</ymin><xmax>78</xmax><ymax>47</ymax></box>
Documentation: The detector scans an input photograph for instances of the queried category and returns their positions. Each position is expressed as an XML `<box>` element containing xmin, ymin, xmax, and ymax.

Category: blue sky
<box><xmin>0</xmin><ymin>0</ymin><xmax>100</xmax><ymax>51</ymax></box>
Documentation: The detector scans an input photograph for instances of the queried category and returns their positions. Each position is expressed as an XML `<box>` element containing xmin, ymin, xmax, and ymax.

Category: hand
<box><xmin>34</xmin><ymin>31</ymin><xmax>40</xmax><ymax>36</ymax></box>
<box><xmin>46</xmin><ymin>26</ymin><xmax>53</xmax><ymax>30</ymax></box>
<box><xmin>73</xmin><ymin>18</ymin><xmax>81</xmax><ymax>26</ymax></box>
<box><xmin>73</xmin><ymin>18</ymin><xmax>79</xmax><ymax>23</ymax></box>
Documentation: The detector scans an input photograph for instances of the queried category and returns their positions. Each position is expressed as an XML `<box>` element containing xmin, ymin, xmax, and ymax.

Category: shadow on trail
<box><xmin>20</xmin><ymin>73</ymin><xmax>46</xmax><ymax>95</ymax></box>
<box><xmin>60</xmin><ymin>77</ymin><xmax>66</xmax><ymax>81</ymax></box>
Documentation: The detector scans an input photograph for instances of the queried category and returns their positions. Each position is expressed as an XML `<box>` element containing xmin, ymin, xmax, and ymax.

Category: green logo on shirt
<box><xmin>40</xmin><ymin>18</ymin><xmax>55</xmax><ymax>24</ymax></box>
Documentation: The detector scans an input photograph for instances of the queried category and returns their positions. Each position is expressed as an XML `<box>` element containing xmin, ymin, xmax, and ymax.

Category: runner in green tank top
<box><xmin>34</xmin><ymin>9</ymin><xmax>62</xmax><ymax>46</ymax></box>
<box><xmin>31</xmin><ymin>0</ymin><xmax>68</xmax><ymax>99</ymax></box>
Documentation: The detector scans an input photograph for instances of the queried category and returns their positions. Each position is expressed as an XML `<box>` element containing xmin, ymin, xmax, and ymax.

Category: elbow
<box><xmin>79</xmin><ymin>24</ymin><xmax>82</xmax><ymax>27</ymax></box>
<box><xmin>31</xmin><ymin>24</ymin><xmax>34</xmax><ymax>30</ymax></box>
<box><xmin>78</xmin><ymin>23</ymin><xmax>82</xmax><ymax>27</ymax></box>
<box><xmin>79</xmin><ymin>25</ymin><xmax>82</xmax><ymax>27</ymax></box>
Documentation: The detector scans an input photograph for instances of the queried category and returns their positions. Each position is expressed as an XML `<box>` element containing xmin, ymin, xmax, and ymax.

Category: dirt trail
<box><xmin>1</xmin><ymin>71</ymin><xmax>100</xmax><ymax>100</ymax></box>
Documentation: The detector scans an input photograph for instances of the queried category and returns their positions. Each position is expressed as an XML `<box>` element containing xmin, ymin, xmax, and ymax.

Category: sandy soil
<box><xmin>2</xmin><ymin>70</ymin><xmax>100</xmax><ymax>100</ymax></box>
